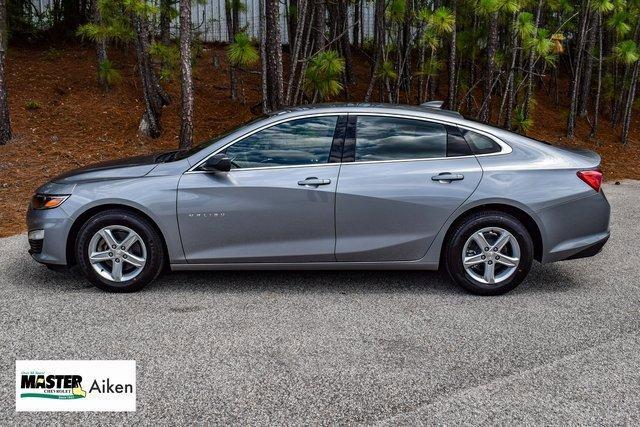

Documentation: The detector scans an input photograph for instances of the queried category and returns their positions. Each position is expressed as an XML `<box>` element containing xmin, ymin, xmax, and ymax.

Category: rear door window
<box><xmin>354</xmin><ymin>116</ymin><xmax>448</xmax><ymax>162</ymax></box>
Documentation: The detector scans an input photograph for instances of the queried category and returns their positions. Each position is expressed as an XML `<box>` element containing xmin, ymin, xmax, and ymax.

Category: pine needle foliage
<box><xmin>227</xmin><ymin>32</ymin><xmax>259</xmax><ymax>68</ymax></box>
<box><xmin>305</xmin><ymin>50</ymin><xmax>346</xmax><ymax>101</ymax></box>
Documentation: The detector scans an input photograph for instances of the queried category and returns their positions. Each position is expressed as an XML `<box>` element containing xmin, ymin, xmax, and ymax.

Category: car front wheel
<box><xmin>75</xmin><ymin>209</ymin><xmax>165</xmax><ymax>292</ymax></box>
<box><xmin>444</xmin><ymin>211</ymin><xmax>533</xmax><ymax>296</ymax></box>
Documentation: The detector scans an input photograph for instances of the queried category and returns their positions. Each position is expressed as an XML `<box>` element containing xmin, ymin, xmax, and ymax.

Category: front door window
<box><xmin>224</xmin><ymin>116</ymin><xmax>339</xmax><ymax>168</ymax></box>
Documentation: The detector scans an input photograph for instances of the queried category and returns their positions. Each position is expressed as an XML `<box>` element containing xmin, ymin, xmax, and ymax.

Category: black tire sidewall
<box><xmin>75</xmin><ymin>210</ymin><xmax>164</xmax><ymax>292</ymax></box>
<box><xmin>445</xmin><ymin>212</ymin><xmax>533</xmax><ymax>296</ymax></box>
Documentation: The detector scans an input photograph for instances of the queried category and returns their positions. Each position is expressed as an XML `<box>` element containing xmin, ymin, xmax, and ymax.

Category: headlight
<box><xmin>31</xmin><ymin>194</ymin><xmax>69</xmax><ymax>210</ymax></box>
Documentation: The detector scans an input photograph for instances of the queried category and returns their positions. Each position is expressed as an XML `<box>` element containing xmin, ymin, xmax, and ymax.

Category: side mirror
<box><xmin>201</xmin><ymin>154</ymin><xmax>231</xmax><ymax>172</ymax></box>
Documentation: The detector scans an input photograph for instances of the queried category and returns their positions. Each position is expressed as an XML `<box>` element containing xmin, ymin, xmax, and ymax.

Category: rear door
<box><xmin>335</xmin><ymin>114</ymin><xmax>483</xmax><ymax>262</ymax></box>
<box><xmin>178</xmin><ymin>115</ymin><xmax>346</xmax><ymax>263</ymax></box>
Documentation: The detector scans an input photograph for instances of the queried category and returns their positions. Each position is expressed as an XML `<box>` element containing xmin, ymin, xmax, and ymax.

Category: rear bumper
<box><xmin>563</xmin><ymin>233</ymin><xmax>609</xmax><ymax>260</ymax></box>
<box><xmin>539</xmin><ymin>191</ymin><xmax>611</xmax><ymax>263</ymax></box>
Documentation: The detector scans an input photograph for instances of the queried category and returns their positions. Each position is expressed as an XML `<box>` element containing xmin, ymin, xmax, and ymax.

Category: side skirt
<box><xmin>170</xmin><ymin>261</ymin><xmax>440</xmax><ymax>271</ymax></box>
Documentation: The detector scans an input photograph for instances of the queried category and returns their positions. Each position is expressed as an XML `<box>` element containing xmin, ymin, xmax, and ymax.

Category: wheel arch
<box><xmin>66</xmin><ymin>203</ymin><xmax>170</xmax><ymax>267</ymax></box>
<box><xmin>442</xmin><ymin>203</ymin><xmax>544</xmax><ymax>262</ymax></box>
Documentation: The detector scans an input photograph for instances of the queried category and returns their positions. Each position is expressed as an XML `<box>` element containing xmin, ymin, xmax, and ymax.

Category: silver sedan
<box><xmin>26</xmin><ymin>104</ymin><xmax>610</xmax><ymax>295</ymax></box>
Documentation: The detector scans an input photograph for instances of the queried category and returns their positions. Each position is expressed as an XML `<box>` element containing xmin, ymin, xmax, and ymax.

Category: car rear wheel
<box><xmin>75</xmin><ymin>209</ymin><xmax>165</xmax><ymax>292</ymax></box>
<box><xmin>444</xmin><ymin>211</ymin><xmax>533</xmax><ymax>295</ymax></box>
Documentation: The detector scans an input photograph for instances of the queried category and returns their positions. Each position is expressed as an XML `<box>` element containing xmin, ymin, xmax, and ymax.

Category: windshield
<box><xmin>174</xmin><ymin>115</ymin><xmax>266</xmax><ymax>160</ymax></box>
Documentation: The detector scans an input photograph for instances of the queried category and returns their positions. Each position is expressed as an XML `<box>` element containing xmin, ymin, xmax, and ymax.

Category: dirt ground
<box><xmin>1</xmin><ymin>44</ymin><xmax>638</xmax><ymax>237</ymax></box>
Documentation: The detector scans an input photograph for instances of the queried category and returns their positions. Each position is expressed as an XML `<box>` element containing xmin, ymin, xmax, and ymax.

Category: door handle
<box><xmin>431</xmin><ymin>172</ymin><xmax>464</xmax><ymax>182</ymax></box>
<box><xmin>298</xmin><ymin>177</ymin><xmax>332</xmax><ymax>186</ymax></box>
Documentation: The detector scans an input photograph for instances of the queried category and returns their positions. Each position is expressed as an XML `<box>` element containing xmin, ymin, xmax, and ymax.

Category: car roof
<box><xmin>269</xmin><ymin>103</ymin><xmax>465</xmax><ymax>121</ymax></box>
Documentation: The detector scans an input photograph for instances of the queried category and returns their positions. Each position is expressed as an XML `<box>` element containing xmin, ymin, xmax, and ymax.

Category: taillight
<box><xmin>577</xmin><ymin>170</ymin><xmax>603</xmax><ymax>192</ymax></box>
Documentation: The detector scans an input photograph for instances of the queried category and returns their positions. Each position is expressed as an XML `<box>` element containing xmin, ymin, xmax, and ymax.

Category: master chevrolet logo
<box><xmin>20</xmin><ymin>374</ymin><xmax>87</xmax><ymax>400</ymax></box>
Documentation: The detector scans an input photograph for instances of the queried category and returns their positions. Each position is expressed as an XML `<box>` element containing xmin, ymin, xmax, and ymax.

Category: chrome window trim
<box><xmin>340</xmin><ymin>157</ymin><xmax>461</xmax><ymax>166</ymax></box>
<box><xmin>185</xmin><ymin>111</ymin><xmax>512</xmax><ymax>174</ymax></box>
<box><xmin>197</xmin><ymin>163</ymin><xmax>340</xmax><ymax>173</ymax></box>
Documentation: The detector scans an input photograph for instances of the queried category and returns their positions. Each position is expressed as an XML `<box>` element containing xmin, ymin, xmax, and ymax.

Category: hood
<box><xmin>52</xmin><ymin>153</ymin><xmax>161</xmax><ymax>184</ymax></box>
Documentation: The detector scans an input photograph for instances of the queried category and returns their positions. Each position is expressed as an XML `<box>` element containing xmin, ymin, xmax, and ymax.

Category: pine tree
<box><xmin>0</xmin><ymin>0</ymin><xmax>10</xmax><ymax>145</ymax></box>
<box><xmin>179</xmin><ymin>0</ymin><xmax>194</xmax><ymax>148</ymax></box>
<box><xmin>133</xmin><ymin>12</ymin><xmax>170</xmax><ymax>138</ymax></box>
<box><xmin>260</xmin><ymin>0</ymin><xmax>284</xmax><ymax>112</ymax></box>
<box><xmin>567</xmin><ymin>1</ymin><xmax>592</xmax><ymax>138</ymax></box>
<box><xmin>227</xmin><ymin>32</ymin><xmax>259</xmax><ymax>103</ymax></box>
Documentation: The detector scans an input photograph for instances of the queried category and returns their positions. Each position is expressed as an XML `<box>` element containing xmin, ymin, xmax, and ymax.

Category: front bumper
<box><xmin>26</xmin><ymin>204</ymin><xmax>73</xmax><ymax>265</ymax></box>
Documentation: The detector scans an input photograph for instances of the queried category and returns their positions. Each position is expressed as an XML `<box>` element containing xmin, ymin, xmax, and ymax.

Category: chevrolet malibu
<box><xmin>26</xmin><ymin>104</ymin><xmax>610</xmax><ymax>295</ymax></box>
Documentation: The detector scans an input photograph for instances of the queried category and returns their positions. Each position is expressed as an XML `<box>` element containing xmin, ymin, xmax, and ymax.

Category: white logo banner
<box><xmin>15</xmin><ymin>360</ymin><xmax>136</xmax><ymax>412</ymax></box>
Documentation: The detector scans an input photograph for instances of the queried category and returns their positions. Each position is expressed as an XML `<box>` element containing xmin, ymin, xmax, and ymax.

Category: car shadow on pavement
<box><xmin>10</xmin><ymin>254</ymin><xmax>582</xmax><ymax>296</ymax></box>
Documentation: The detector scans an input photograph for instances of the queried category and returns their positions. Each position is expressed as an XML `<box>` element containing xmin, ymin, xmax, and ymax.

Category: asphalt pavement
<box><xmin>1</xmin><ymin>181</ymin><xmax>639</xmax><ymax>425</ymax></box>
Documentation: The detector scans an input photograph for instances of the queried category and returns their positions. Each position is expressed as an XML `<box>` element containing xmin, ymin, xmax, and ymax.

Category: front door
<box><xmin>178</xmin><ymin>115</ymin><xmax>344</xmax><ymax>263</ymax></box>
<box><xmin>335</xmin><ymin>115</ymin><xmax>483</xmax><ymax>262</ymax></box>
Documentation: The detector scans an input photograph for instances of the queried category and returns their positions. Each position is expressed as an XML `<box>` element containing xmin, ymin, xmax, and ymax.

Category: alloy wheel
<box><xmin>462</xmin><ymin>227</ymin><xmax>521</xmax><ymax>285</ymax></box>
<box><xmin>88</xmin><ymin>225</ymin><xmax>147</xmax><ymax>283</ymax></box>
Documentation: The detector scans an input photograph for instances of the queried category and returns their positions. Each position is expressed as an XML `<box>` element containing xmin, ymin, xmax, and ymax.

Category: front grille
<box><xmin>28</xmin><ymin>239</ymin><xmax>43</xmax><ymax>254</ymax></box>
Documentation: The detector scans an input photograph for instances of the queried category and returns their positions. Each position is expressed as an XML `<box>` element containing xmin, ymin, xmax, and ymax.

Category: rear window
<box><xmin>462</xmin><ymin>130</ymin><xmax>502</xmax><ymax>155</ymax></box>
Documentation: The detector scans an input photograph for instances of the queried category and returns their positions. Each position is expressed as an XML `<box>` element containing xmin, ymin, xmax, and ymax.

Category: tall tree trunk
<box><xmin>285</xmin><ymin>0</ymin><xmax>309</xmax><ymax>105</ymax></box>
<box><xmin>232</xmin><ymin>0</ymin><xmax>240</xmax><ymax>43</ymax></box>
<box><xmin>465</xmin><ymin>12</ymin><xmax>478</xmax><ymax>113</ymax></box>
<box><xmin>503</xmin><ymin>12</ymin><xmax>519</xmax><ymax>130</ymax></box>
<box><xmin>567</xmin><ymin>1</ymin><xmax>590</xmax><ymax>138</ymax></box>
<box><xmin>621</xmin><ymin>59</ymin><xmax>638</xmax><ymax>144</ymax></box>
<box><xmin>91</xmin><ymin>0</ymin><xmax>108</xmax><ymax>90</ymax></box>
<box><xmin>523</xmin><ymin>0</ymin><xmax>543</xmax><ymax>121</ymax></box>
<box><xmin>610</xmin><ymin>35</ymin><xmax>619</xmax><ymax>126</ymax></box>
<box><xmin>365</xmin><ymin>0</ymin><xmax>384</xmax><ymax>102</ymax></box>
<box><xmin>417</xmin><ymin>45</ymin><xmax>426</xmax><ymax>103</ymax></box>
<box><xmin>330</xmin><ymin>0</ymin><xmax>354</xmax><ymax>85</ymax></box>
<box><xmin>612</xmin><ymin>65</ymin><xmax>629</xmax><ymax>127</ymax></box>
<box><xmin>160</xmin><ymin>0</ymin><xmax>172</xmax><ymax>45</ymax></box>
<box><xmin>393</xmin><ymin>18</ymin><xmax>403</xmax><ymax>103</ymax></box>
<box><xmin>293</xmin><ymin>9</ymin><xmax>315</xmax><ymax>104</ymax></box>
<box><xmin>614</xmin><ymin>20</ymin><xmax>640</xmax><ymax>127</ymax></box>
<box><xmin>313</xmin><ymin>0</ymin><xmax>326</xmax><ymax>53</ymax></box>
<box><xmin>262</xmin><ymin>0</ymin><xmax>284</xmax><ymax>111</ymax></box>
<box><xmin>590</xmin><ymin>13</ymin><xmax>603</xmax><ymax>138</ymax></box>
<box><xmin>133</xmin><ymin>14</ymin><xmax>168</xmax><ymax>138</ymax></box>
<box><xmin>179</xmin><ymin>0</ymin><xmax>194</xmax><ymax>149</ymax></box>
<box><xmin>339</xmin><ymin>0</ymin><xmax>354</xmax><ymax>84</ymax></box>
<box><xmin>447</xmin><ymin>0</ymin><xmax>457</xmax><ymax>110</ymax></box>
<box><xmin>427</xmin><ymin>48</ymin><xmax>437</xmax><ymax>101</ymax></box>
<box><xmin>352</xmin><ymin>0</ymin><xmax>360</xmax><ymax>48</ymax></box>
<box><xmin>259</xmin><ymin>0</ymin><xmax>269</xmax><ymax>112</ymax></box>
<box><xmin>479</xmin><ymin>11</ymin><xmax>498</xmax><ymax>122</ymax></box>
<box><xmin>0</xmin><ymin>0</ymin><xmax>10</xmax><ymax>145</ymax></box>
<box><xmin>225</xmin><ymin>0</ymin><xmax>238</xmax><ymax>100</ymax></box>
<box><xmin>287</xmin><ymin>0</ymin><xmax>298</xmax><ymax>47</ymax></box>
<box><xmin>579</xmin><ymin>11</ymin><xmax>596</xmax><ymax>118</ymax></box>
<box><xmin>621</xmin><ymin>24</ymin><xmax>640</xmax><ymax>144</ymax></box>
<box><xmin>399</xmin><ymin>0</ymin><xmax>412</xmax><ymax>97</ymax></box>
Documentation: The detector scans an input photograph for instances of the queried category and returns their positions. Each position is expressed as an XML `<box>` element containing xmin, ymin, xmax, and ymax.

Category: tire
<box><xmin>75</xmin><ymin>209</ymin><xmax>165</xmax><ymax>292</ymax></box>
<box><xmin>444</xmin><ymin>211</ymin><xmax>533</xmax><ymax>296</ymax></box>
